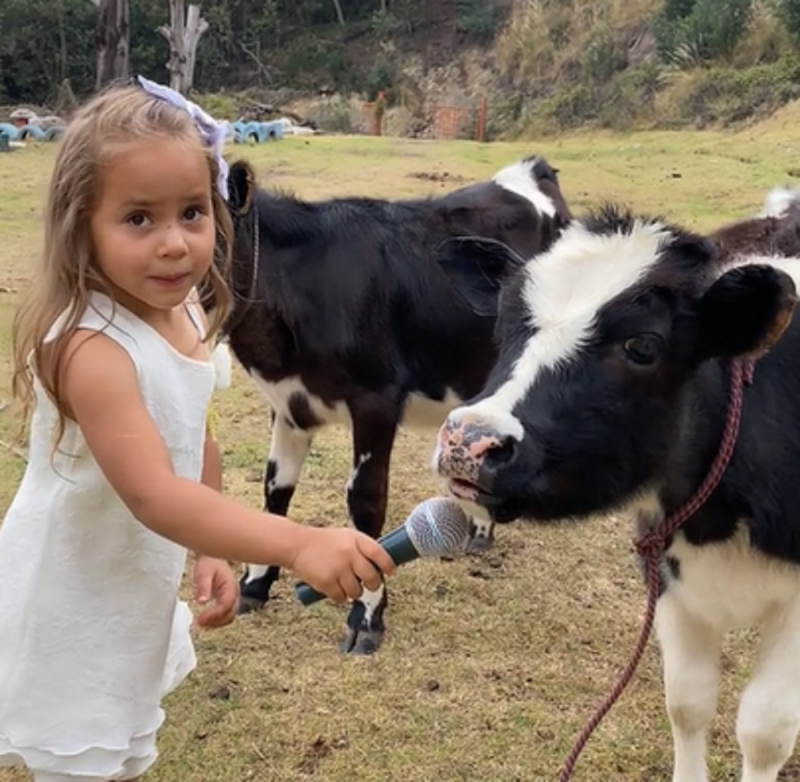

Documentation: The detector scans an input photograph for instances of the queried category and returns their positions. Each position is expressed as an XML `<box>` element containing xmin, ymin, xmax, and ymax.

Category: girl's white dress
<box><xmin>0</xmin><ymin>292</ymin><xmax>226</xmax><ymax>779</ymax></box>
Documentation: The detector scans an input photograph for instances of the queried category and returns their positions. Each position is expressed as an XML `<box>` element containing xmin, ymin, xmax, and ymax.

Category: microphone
<box><xmin>294</xmin><ymin>497</ymin><xmax>473</xmax><ymax>606</ymax></box>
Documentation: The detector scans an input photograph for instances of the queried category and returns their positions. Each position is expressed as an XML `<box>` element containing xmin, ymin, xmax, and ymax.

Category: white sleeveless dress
<box><xmin>0</xmin><ymin>291</ymin><xmax>223</xmax><ymax>780</ymax></box>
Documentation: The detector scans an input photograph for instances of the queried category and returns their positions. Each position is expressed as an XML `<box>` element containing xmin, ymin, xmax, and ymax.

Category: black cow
<box><xmin>220</xmin><ymin>155</ymin><xmax>572</xmax><ymax>654</ymax></box>
<box><xmin>435</xmin><ymin>206</ymin><xmax>800</xmax><ymax>780</ymax></box>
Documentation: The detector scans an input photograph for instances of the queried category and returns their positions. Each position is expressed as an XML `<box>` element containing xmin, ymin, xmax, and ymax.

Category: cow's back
<box><xmin>240</xmin><ymin>192</ymin><xmax>499</xmax><ymax>404</ymax></box>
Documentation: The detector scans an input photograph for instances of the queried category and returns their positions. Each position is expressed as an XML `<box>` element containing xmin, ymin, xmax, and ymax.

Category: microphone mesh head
<box><xmin>406</xmin><ymin>497</ymin><xmax>472</xmax><ymax>556</ymax></box>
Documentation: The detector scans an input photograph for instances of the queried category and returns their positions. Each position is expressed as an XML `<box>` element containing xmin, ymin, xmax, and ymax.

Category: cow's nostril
<box><xmin>483</xmin><ymin>436</ymin><xmax>516</xmax><ymax>468</ymax></box>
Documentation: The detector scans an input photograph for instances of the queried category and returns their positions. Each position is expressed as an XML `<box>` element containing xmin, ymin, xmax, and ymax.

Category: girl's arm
<box><xmin>60</xmin><ymin>331</ymin><xmax>395</xmax><ymax>602</ymax></box>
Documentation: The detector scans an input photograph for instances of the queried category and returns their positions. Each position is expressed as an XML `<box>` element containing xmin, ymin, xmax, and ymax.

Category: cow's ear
<box><xmin>228</xmin><ymin>160</ymin><xmax>257</xmax><ymax>216</ymax></box>
<box><xmin>695</xmin><ymin>264</ymin><xmax>797</xmax><ymax>360</ymax></box>
<box><xmin>436</xmin><ymin>237</ymin><xmax>525</xmax><ymax>317</ymax></box>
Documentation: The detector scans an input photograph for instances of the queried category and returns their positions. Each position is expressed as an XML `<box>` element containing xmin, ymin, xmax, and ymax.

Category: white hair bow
<box><xmin>137</xmin><ymin>75</ymin><xmax>229</xmax><ymax>200</ymax></box>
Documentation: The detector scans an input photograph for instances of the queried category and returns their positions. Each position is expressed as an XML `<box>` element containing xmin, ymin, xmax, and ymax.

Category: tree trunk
<box><xmin>331</xmin><ymin>0</ymin><xmax>345</xmax><ymax>26</ymax></box>
<box><xmin>157</xmin><ymin>0</ymin><xmax>209</xmax><ymax>94</ymax></box>
<box><xmin>94</xmin><ymin>0</ymin><xmax>130</xmax><ymax>91</ymax></box>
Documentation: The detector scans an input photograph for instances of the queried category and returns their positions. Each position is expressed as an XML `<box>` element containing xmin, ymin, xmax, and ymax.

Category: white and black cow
<box><xmin>219</xmin><ymin>155</ymin><xmax>572</xmax><ymax>653</ymax></box>
<box><xmin>435</xmin><ymin>206</ymin><xmax>800</xmax><ymax>781</ymax></box>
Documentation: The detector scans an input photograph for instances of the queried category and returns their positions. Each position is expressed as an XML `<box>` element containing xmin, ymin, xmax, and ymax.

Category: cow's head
<box><xmin>434</xmin><ymin>205</ymin><xmax>797</xmax><ymax>523</ymax></box>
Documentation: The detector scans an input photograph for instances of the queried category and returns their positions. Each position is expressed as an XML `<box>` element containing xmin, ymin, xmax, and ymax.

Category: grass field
<box><xmin>3</xmin><ymin>106</ymin><xmax>800</xmax><ymax>781</ymax></box>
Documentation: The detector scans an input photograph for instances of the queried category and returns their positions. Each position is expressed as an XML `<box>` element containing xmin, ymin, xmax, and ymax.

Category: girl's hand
<box><xmin>289</xmin><ymin>527</ymin><xmax>396</xmax><ymax>604</ymax></box>
<box><xmin>192</xmin><ymin>556</ymin><xmax>240</xmax><ymax>628</ymax></box>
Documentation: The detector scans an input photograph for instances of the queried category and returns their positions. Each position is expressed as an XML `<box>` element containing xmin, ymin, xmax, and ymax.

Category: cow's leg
<box><xmin>737</xmin><ymin>598</ymin><xmax>800</xmax><ymax>782</ymax></box>
<box><xmin>339</xmin><ymin>394</ymin><xmax>400</xmax><ymax>655</ymax></box>
<box><xmin>656</xmin><ymin>592</ymin><xmax>722</xmax><ymax>782</ymax></box>
<box><xmin>238</xmin><ymin>413</ymin><xmax>313</xmax><ymax>614</ymax></box>
<box><xmin>466</xmin><ymin>515</ymin><xmax>495</xmax><ymax>553</ymax></box>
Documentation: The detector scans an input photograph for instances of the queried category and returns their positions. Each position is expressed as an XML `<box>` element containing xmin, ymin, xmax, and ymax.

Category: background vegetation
<box><xmin>5</xmin><ymin>0</ymin><xmax>800</xmax><ymax>135</ymax></box>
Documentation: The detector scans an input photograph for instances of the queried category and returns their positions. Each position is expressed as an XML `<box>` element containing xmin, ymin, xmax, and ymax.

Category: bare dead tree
<box><xmin>91</xmin><ymin>0</ymin><xmax>130</xmax><ymax>90</ymax></box>
<box><xmin>239</xmin><ymin>41</ymin><xmax>271</xmax><ymax>86</ymax></box>
<box><xmin>331</xmin><ymin>0</ymin><xmax>345</xmax><ymax>26</ymax></box>
<box><xmin>158</xmin><ymin>0</ymin><xmax>209</xmax><ymax>94</ymax></box>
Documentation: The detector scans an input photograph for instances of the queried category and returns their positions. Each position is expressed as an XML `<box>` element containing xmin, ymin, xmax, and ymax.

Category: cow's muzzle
<box><xmin>435</xmin><ymin>412</ymin><xmax>518</xmax><ymax>504</ymax></box>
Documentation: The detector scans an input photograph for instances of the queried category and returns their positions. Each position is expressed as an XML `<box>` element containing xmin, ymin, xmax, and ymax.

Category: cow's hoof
<box><xmin>466</xmin><ymin>532</ymin><xmax>494</xmax><ymax>555</ymax></box>
<box><xmin>339</xmin><ymin>627</ymin><xmax>383</xmax><ymax>655</ymax></box>
<box><xmin>237</xmin><ymin>595</ymin><xmax>267</xmax><ymax>614</ymax></box>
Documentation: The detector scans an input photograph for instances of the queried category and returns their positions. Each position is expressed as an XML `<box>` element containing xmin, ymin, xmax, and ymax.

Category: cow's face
<box><xmin>434</xmin><ymin>207</ymin><xmax>797</xmax><ymax>523</ymax></box>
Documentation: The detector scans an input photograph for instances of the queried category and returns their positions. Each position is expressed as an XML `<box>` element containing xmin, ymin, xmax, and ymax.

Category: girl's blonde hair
<box><xmin>11</xmin><ymin>82</ymin><xmax>234</xmax><ymax>443</ymax></box>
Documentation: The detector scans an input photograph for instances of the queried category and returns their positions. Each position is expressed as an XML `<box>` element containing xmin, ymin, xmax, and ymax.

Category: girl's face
<box><xmin>89</xmin><ymin>137</ymin><xmax>216</xmax><ymax>323</ymax></box>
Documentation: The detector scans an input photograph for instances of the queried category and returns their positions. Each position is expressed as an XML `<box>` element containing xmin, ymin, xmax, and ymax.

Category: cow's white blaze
<box><xmin>492</xmin><ymin>157</ymin><xmax>558</xmax><ymax>218</ymax></box>
<box><xmin>445</xmin><ymin>219</ymin><xmax>671</xmax><ymax>439</ymax></box>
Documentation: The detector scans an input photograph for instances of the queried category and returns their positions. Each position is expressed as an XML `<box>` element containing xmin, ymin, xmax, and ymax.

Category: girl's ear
<box><xmin>695</xmin><ymin>264</ymin><xmax>798</xmax><ymax>360</ymax></box>
<box><xmin>227</xmin><ymin>160</ymin><xmax>256</xmax><ymax>216</ymax></box>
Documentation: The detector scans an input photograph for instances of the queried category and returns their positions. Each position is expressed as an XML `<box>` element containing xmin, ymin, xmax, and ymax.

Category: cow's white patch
<box><xmin>359</xmin><ymin>584</ymin><xmax>384</xmax><ymax>624</ymax></box>
<box><xmin>666</xmin><ymin>522</ymin><xmax>800</xmax><ymax>632</ymax></box>
<box><xmin>760</xmin><ymin>186</ymin><xmax>800</xmax><ymax>218</ymax></box>
<box><xmin>657</xmin><ymin>522</ymin><xmax>800</xmax><ymax>781</ymax></box>
<box><xmin>446</xmin><ymin>219</ymin><xmax>669</xmax><ymax>436</ymax></box>
<box><xmin>266</xmin><ymin>413</ymin><xmax>312</xmax><ymax>490</ymax></box>
<box><xmin>346</xmin><ymin>451</ymin><xmax>372</xmax><ymax>492</ymax></box>
<box><xmin>492</xmin><ymin>157</ymin><xmax>557</xmax><ymax>218</ymax></box>
<box><xmin>249</xmin><ymin>372</ymin><xmax>350</xmax><ymax>428</ymax></box>
<box><xmin>243</xmin><ymin>565</ymin><xmax>271</xmax><ymax>583</ymax></box>
<box><xmin>250</xmin><ymin>371</ymin><xmax>462</xmax><ymax>432</ymax></box>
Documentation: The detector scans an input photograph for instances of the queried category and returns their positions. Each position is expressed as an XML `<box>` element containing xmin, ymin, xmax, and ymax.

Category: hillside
<box><xmin>3</xmin><ymin>0</ymin><xmax>799</xmax><ymax>140</ymax></box>
<box><xmin>244</xmin><ymin>0</ymin><xmax>800</xmax><ymax>140</ymax></box>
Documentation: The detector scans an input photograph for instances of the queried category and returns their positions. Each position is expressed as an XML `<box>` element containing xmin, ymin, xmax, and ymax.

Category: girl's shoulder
<box><xmin>45</xmin><ymin>291</ymin><xmax>140</xmax><ymax>345</ymax></box>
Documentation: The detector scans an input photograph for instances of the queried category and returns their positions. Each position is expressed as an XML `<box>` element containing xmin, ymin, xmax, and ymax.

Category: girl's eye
<box><xmin>623</xmin><ymin>334</ymin><xmax>662</xmax><ymax>366</ymax></box>
<box><xmin>184</xmin><ymin>206</ymin><xmax>205</xmax><ymax>222</ymax></box>
<box><xmin>127</xmin><ymin>213</ymin><xmax>149</xmax><ymax>228</ymax></box>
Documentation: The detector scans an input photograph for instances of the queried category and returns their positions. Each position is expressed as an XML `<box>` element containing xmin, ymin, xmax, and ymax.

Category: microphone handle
<box><xmin>293</xmin><ymin>524</ymin><xmax>419</xmax><ymax>606</ymax></box>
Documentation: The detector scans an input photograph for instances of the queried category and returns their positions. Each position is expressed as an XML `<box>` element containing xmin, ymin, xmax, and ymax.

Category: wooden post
<box><xmin>476</xmin><ymin>96</ymin><xmax>488</xmax><ymax>142</ymax></box>
<box><xmin>157</xmin><ymin>1</ymin><xmax>209</xmax><ymax>94</ymax></box>
<box><xmin>373</xmin><ymin>91</ymin><xmax>386</xmax><ymax>136</ymax></box>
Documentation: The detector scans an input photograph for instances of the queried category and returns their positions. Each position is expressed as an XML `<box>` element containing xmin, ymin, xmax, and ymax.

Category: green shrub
<box><xmin>581</xmin><ymin>29</ymin><xmax>627</xmax><ymax>83</ymax></box>
<box><xmin>454</xmin><ymin>0</ymin><xmax>503</xmax><ymax>39</ymax></box>
<box><xmin>774</xmin><ymin>0</ymin><xmax>800</xmax><ymax>46</ymax></box>
<box><xmin>666</xmin><ymin>54</ymin><xmax>800</xmax><ymax>125</ymax></box>
<box><xmin>282</xmin><ymin>37</ymin><xmax>354</xmax><ymax>89</ymax></box>
<box><xmin>364</xmin><ymin>59</ymin><xmax>395</xmax><ymax>103</ymax></box>
<box><xmin>652</xmin><ymin>0</ymin><xmax>753</xmax><ymax>65</ymax></box>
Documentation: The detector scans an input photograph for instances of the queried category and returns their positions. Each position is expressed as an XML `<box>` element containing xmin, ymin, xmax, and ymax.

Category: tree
<box><xmin>158</xmin><ymin>0</ymin><xmax>208</xmax><ymax>94</ymax></box>
<box><xmin>92</xmin><ymin>0</ymin><xmax>130</xmax><ymax>90</ymax></box>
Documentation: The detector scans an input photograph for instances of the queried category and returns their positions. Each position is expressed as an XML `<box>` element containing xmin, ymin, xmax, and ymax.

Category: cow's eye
<box><xmin>623</xmin><ymin>334</ymin><xmax>661</xmax><ymax>366</ymax></box>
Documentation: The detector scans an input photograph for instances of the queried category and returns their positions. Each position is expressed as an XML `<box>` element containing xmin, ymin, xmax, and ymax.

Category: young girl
<box><xmin>0</xmin><ymin>80</ymin><xmax>395</xmax><ymax>782</ymax></box>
